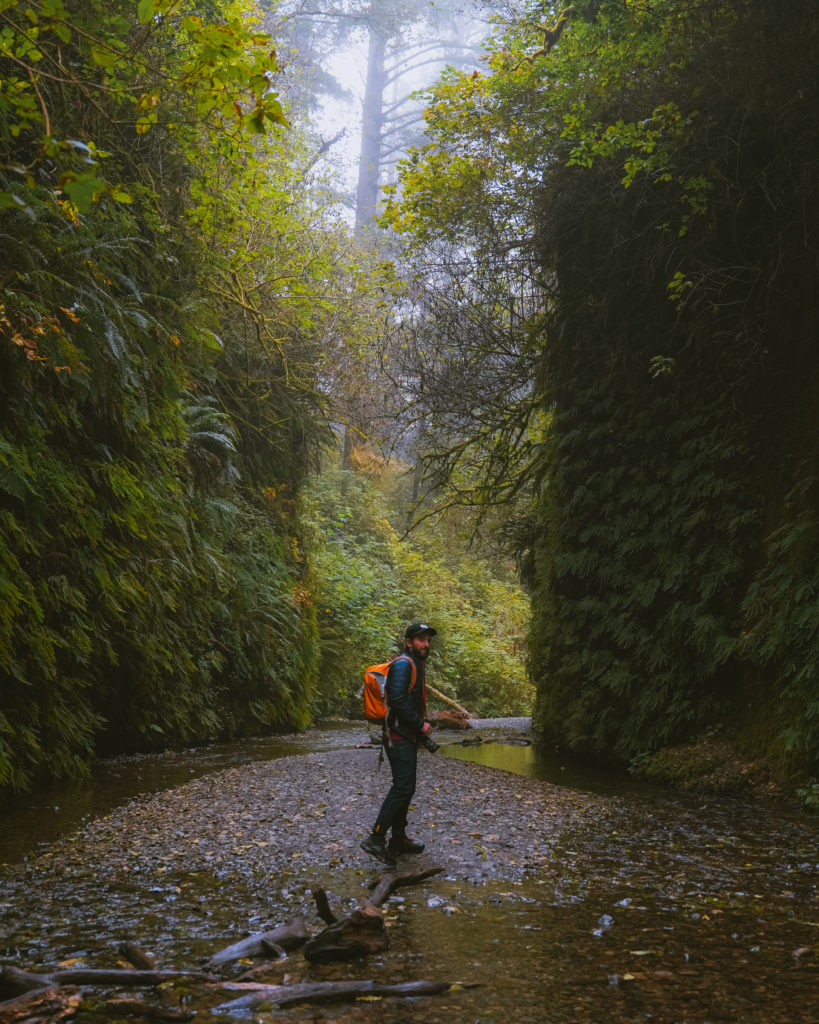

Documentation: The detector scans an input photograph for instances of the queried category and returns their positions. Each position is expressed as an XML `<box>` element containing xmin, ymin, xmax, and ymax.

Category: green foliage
<box><xmin>0</xmin><ymin>0</ymin><xmax>377</xmax><ymax>794</ymax></box>
<box><xmin>303</xmin><ymin>454</ymin><xmax>533</xmax><ymax>719</ymax></box>
<box><xmin>387</xmin><ymin>0</ymin><xmax>819</xmax><ymax>784</ymax></box>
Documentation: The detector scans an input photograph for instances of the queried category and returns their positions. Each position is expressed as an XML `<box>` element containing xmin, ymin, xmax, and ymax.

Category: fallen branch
<box><xmin>427</xmin><ymin>684</ymin><xmax>476</xmax><ymax>718</ymax></box>
<box><xmin>310</xmin><ymin>885</ymin><xmax>338</xmax><ymax>925</ymax></box>
<box><xmin>304</xmin><ymin>867</ymin><xmax>443</xmax><ymax>963</ymax></box>
<box><xmin>365</xmin><ymin>865</ymin><xmax>443</xmax><ymax>910</ymax></box>
<box><xmin>214</xmin><ymin>978</ymin><xmax>466</xmax><ymax>1012</ymax></box>
<box><xmin>0</xmin><ymin>985</ymin><xmax>81</xmax><ymax>1024</ymax></box>
<box><xmin>207</xmin><ymin>919</ymin><xmax>308</xmax><ymax>967</ymax></box>
<box><xmin>62</xmin><ymin>968</ymin><xmax>216</xmax><ymax>985</ymax></box>
<box><xmin>118</xmin><ymin>941</ymin><xmax>157</xmax><ymax>970</ymax></box>
<box><xmin>303</xmin><ymin>906</ymin><xmax>388</xmax><ymax>962</ymax></box>
<box><xmin>0</xmin><ymin>966</ymin><xmax>49</xmax><ymax>999</ymax></box>
<box><xmin>0</xmin><ymin>964</ymin><xmax>217</xmax><ymax>994</ymax></box>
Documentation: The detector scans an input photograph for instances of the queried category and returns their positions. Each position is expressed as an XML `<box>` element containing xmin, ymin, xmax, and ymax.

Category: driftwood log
<box><xmin>364</xmin><ymin>866</ymin><xmax>443</xmax><ymax>910</ymax></box>
<box><xmin>206</xmin><ymin>919</ymin><xmax>308</xmax><ymax>967</ymax></box>
<box><xmin>213</xmin><ymin>978</ymin><xmax>464</xmax><ymax>1012</ymax></box>
<box><xmin>427</xmin><ymin>709</ymin><xmax>472</xmax><ymax>730</ymax></box>
<box><xmin>304</xmin><ymin>905</ymin><xmax>388</xmax><ymax>962</ymax></box>
<box><xmin>303</xmin><ymin>866</ymin><xmax>443</xmax><ymax>963</ymax></box>
<box><xmin>0</xmin><ymin>966</ymin><xmax>48</xmax><ymax>999</ymax></box>
<box><xmin>0</xmin><ymin>964</ymin><xmax>216</xmax><ymax>995</ymax></box>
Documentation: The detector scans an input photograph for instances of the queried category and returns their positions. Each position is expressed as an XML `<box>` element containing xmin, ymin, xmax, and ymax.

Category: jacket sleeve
<box><xmin>386</xmin><ymin>657</ymin><xmax>424</xmax><ymax>735</ymax></box>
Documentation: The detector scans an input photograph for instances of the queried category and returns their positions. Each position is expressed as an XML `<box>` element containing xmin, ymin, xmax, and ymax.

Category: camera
<box><xmin>420</xmin><ymin>733</ymin><xmax>439</xmax><ymax>753</ymax></box>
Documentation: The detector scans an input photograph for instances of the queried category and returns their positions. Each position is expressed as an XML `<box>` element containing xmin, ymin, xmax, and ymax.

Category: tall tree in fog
<box><xmin>282</xmin><ymin>0</ymin><xmax>484</xmax><ymax>236</ymax></box>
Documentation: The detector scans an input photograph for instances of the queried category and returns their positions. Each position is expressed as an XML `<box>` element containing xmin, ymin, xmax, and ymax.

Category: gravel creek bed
<box><xmin>1</xmin><ymin>748</ymin><xmax>596</xmax><ymax>950</ymax></box>
<box><xmin>1</xmin><ymin>735</ymin><xmax>818</xmax><ymax>1023</ymax></box>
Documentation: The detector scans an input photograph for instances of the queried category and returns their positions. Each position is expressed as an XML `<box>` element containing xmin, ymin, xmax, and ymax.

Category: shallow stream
<box><xmin>1</xmin><ymin>722</ymin><xmax>817</xmax><ymax>1023</ymax></box>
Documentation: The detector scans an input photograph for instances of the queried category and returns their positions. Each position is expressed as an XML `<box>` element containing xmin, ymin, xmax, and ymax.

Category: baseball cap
<box><xmin>405</xmin><ymin>622</ymin><xmax>437</xmax><ymax>638</ymax></box>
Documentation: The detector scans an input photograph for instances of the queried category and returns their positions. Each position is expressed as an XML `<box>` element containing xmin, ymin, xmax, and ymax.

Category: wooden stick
<box><xmin>48</xmin><ymin>969</ymin><xmax>217</xmax><ymax>986</ymax></box>
<box><xmin>310</xmin><ymin>885</ymin><xmax>339</xmax><ymax>925</ymax></box>
<box><xmin>101</xmin><ymin>997</ymin><xmax>194</xmax><ymax>1021</ymax></box>
<box><xmin>303</xmin><ymin>867</ymin><xmax>443</xmax><ymax>963</ymax></box>
<box><xmin>365</xmin><ymin>865</ymin><xmax>443</xmax><ymax>910</ymax></box>
<box><xmin>0</xmin><ymin>966</ymin><xmax>49</xmax><ymax>998</ymax></box>
<box><xmin>118</xmin><ymin>942</ymin><xmax>157</xmax><ymax>971</ymax></box>
<box><xmin>426</xmin><ymin>684</ymin><xmax>475</xmax><ymax>718</ymax></box>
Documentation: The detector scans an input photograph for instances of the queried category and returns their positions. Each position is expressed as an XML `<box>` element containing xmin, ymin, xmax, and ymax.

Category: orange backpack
<box><xmin>362</xmin><ymin>654</ymin><xmax>417</xmax><ymax>724</ymax></box>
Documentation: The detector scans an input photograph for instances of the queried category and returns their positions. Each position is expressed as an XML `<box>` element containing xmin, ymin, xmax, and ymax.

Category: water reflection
<box><xmin>439</xmin><ymin>736</ymin><xmax>643</xmax><ymax>794</ymax></box>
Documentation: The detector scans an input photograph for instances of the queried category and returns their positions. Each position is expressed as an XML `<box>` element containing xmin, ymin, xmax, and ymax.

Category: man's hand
<box><xmin>421</xmin><ymin>721</ymin><xmax>433</xmax><ymax>736</ymax></box>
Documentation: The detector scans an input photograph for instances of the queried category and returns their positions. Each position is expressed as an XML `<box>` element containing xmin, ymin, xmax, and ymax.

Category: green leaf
<box><xmin>90</xmin><ymin>46</ymin><xmax>121</xmax><ymax>70</ymax></box>
<box><xmin>0</xmin><ymin>191</ymin><xmax>26</xmax><ymax>210</ymax></box>
<box><xmin>61</xmin><ymin>173</ymin><xmax>107</xmax><ymax>211</ymax></box>
<box><xmin>137</xmin><ymin>0</ymin><xmax>155</xmax><ymax>24</ymax></box>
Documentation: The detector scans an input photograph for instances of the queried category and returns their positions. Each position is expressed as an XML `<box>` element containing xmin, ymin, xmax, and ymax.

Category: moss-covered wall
<box><xmin>528</xmin><ymin>0</ymin><xmax>819</xmax><ymax>785</ymax></box>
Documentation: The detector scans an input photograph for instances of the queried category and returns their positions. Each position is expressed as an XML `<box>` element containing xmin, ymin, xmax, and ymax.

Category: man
<box><xmin>360</xmin><ymin>622</ymin><xmax>437</xmax><ymax>865</ymax></box>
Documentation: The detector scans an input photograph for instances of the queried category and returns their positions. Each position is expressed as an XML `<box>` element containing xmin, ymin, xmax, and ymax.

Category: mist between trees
<box><xmin>1</xmin><ymin>0</ymin><xmax>818</xmax><ymax>805</ymax></box>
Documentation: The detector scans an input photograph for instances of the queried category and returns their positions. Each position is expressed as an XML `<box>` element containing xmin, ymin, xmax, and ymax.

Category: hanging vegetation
<box><xmin>0</xmin><ymin>0</ymin><xmax>385</xmax><ymax>793</ymax></box>
<box><xmin>385</xmin><ymin>0</ymin><xmax>819</xmax><ymax>788</ymax></box>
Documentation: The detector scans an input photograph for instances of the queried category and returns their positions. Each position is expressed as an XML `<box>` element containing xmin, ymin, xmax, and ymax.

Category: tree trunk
<box><xmin>426</xmin><ymin>684</ymin><xmax>476</xmax><ymax>719</ymax></box>
<box><xmin>341</xmin><ymin>421</ymin><xmax>355</xmax><ymax>470</ymax></box>
<box><xmin>355</xmin><ymin>26</ymin><xmax>387</xmax><ymax>238</ymax></box>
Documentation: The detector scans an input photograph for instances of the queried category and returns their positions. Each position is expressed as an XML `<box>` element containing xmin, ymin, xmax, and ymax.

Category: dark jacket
<box><xmin>385</xmin><ymin>652</ymin><xmax>426</xmax><ymax>740</ymax></box>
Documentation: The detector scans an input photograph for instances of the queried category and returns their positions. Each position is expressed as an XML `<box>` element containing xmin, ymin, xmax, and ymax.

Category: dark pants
<box><xmin>372</xmin><ymin>738</ymin><xmax>417</xmax><ymax>837</ymax></box>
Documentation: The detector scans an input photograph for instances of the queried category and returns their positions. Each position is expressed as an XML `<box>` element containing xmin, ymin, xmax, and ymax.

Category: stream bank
<box><xmin>1</xmin><ymin>724</ymin><xmax>817</xmax><ymax>1022</ymax></box>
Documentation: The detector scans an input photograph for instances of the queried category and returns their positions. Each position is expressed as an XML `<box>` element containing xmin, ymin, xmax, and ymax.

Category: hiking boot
<box><xmin>360</xmin><ymin>833</ymin><xmax>397</xmax><ymax>866</ymax></box>
<box><xmin>387</xmin><ymin>834</ymin><xmax>425</xmax><ymax>856</ymax></box>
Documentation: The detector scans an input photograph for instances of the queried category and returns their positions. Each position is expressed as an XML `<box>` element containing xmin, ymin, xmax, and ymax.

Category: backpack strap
<box><xmin>389</xmin><ymin>653</ymin><xmax>417</xmax><ymax>691</ymax></box>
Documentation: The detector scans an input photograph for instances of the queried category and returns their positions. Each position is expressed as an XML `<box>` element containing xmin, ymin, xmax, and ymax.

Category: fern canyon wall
<box><xmin>0</xmin><ymin>0</ymin><xmax>328</xmax><ymax>793</ymax></box>
<box><xmin>525</xmin><ymin>1</ymin><xmax>819</xmax><ymax>785</ymax></box>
